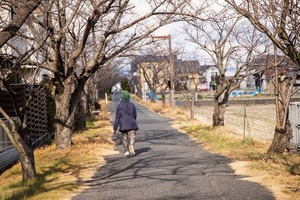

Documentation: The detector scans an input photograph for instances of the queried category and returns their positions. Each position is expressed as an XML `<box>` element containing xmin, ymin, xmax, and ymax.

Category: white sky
<box><xmin>129</xmin><ymin>0</ymin><xmax>214</xmax><ymax>63</ymax></box>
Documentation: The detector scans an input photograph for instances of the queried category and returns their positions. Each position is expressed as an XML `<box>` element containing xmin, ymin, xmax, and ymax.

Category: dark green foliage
<box><xmin>197</xmin><ymin>94</ymin><xmax>204</xmax><ymax>99</ymax></box>
<box><xmin>121</xmin><ymin>80</ymin><xmax>130</xmax><ymax>92</ymax></box>
<box><xmin>74</xmin><ymin>99</ymin><xmax>87</xmax><ymax>131</ymax></box>
<box><xmin>40</xmin><ymin>75</ymin><xmax>55</xmax><ymax>133</ymax></box>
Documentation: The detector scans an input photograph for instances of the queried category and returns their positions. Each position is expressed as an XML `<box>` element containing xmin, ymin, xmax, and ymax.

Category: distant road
<box><xmin>72</xmin><ymin>91</ymin><xmax>275</xmax><ymax>200</ymax></box>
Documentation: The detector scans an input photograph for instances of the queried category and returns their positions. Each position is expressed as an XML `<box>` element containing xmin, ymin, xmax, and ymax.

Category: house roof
<box><xmin>131</xmin><ymin>55</ymin><xmax>175</xmax><ymax>73</ymax></box>
<box><xmin>198</xmin><ymin>65</ymin><xmax>218</xmax><ymax>77</ymax></box>
<box><xmin>133</xmin><ymin>55</ymin><xmax>177</xmax><ymax>63</ymax></box>
<box><xmin>253</xmin><ymin>54</ymin><xmax>298</xmax><ymax>78</ymax></box>
<box><xmin>174</xmin><ymin>60</ymin><xmax>200</xmax><ymax>74</ymax></box>
<box><xmin>198</xmin><ymin>64</ymin><xmax>216</xmax><ymax>73</ymax></box>
<box><xmin>131</xmin><ymin>55</ymin><xmax>205</xmax><ymax>75</ymax></box>
<box><xmin>253</xmin><ymin>54</ymin><xmax>297</xmax><ymax>70</ymax></box>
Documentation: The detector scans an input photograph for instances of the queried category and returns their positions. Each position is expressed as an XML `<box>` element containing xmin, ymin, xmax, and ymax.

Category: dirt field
<box><xmin>193</xmin><ymin>104</ymin><xmax>276</xmax><ymax>142</ymax></box>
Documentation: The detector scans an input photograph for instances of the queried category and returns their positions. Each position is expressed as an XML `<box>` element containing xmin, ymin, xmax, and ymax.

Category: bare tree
<box><xmin>74</xmin><ymin>56</ymin><xmax>118</xmax><ymax>130</ymax></box>
<box><xmin>225</xmin><ymin>0</ymin><xmax>300</xmax><ymax>66</ymax></box>
<box><xmin>0</xmin><ymin>0</ymin><xmax>46</xmax><ymax>180</ymax></box>
<box><xmin>225</xmin><ymin>0</ymin><xmax>300</xmax><ymax>153</ymax></box>
<box><xmin>15</xmin><ymin>0</ymin><xmax>190</xmax><ymax>149</ymax></box>
<box><xmin>0</xmin><ymin>1</ymin><xmax>191</xmax><ymax>183</ymax></box>
<box><xmin>259</xmin><ymin>53</ymin><xmax>299</xmax><ymax>154</ymax></box>
<box><xmin>135</xmin><ymin>51</ymin><xmax>170</xmax><ymax>103</ymax></box>
<box><xmin>174</xmin><ymin>59</ymin><xmax>200</xmax><ymax>119</ymax></box>
<box><xmin>0</xmin><ymin>0</ymin><xmax>42</xmax><ymax>47</ymax></box>
<box><xmin>0</xmin><ymin>62</ymin><xmax>41</xmax><ymax>180</ymax></box>
<box><xmin>184</xmin><ymin>5</ymin><xmax>267</xmax><ymax>126</ymax></box>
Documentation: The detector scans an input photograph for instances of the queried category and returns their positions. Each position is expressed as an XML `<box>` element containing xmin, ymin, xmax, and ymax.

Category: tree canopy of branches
<box><xmin>225</xmin><ymin>0</ymin><xmax>300</xmax><ymax>153</ymax></box>
<box><xmin>1</xmin><ymin>0</ymin><xmax>191</xmax><ymax>150</ymax></box>
<box><xmin>135</xmin><ymin>40</ymin><xmax>171</xmax><ymax>103</ymax></box>
<box><xmin>184</xmin><ymin>5</ymin><xmax>267</xmax><ymax>126</ymax></box>
<box><xmin>0</xmin><ymin>0</ymin><xmax>192</xmax><ymax>180</ymax></box>
<box><xmin>173</xmin><ymin>59</ymin><xmax>200</xmax><ymax>119</ymax></box>
<box><xmin>0</xmin><ymin>0</ymin><xmax>43</xmax><ymax>48</ymax></box>
<box><xmin>225</xmin><ymin>0</ymin><xmax>299</xmax><ymax>66</ymax></box>
<box><xmin>0</xmin><ymin>0</ymin><xmax>46</xmax><ymax>181</ymax></box>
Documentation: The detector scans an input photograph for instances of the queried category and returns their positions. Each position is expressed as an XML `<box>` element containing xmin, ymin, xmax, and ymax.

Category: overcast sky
<box><xmin>129</xmin><ymin>0</ymin><xmax>214</xmax><ymax>63</ymax></box>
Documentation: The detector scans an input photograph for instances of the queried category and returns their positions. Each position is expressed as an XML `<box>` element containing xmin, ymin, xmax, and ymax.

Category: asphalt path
<box><xmin>72</xmin><ymin>92</ymin><xmax>275</xmax><ymax>200</ymax></box>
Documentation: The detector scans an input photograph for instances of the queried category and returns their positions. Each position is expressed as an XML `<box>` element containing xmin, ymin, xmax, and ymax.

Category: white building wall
<box><xmin>0</xmin><ymin>6</ymin><xmax>51</xmax><ymax>84</ymax></box>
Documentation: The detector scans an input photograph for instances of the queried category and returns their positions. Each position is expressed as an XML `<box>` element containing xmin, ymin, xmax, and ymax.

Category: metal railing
<box><xmin>0</xmin><ymin>118</ymin><xmax>54</xmax><ymax>170</ymax></box>
<box><xmin>0</xmin><ymin>119</ymin><xmax>14</xmax><ymax>152</ymax></box>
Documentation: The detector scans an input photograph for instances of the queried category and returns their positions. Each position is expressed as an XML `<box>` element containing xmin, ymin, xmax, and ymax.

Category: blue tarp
<box><xmin>147</xmin><ymin>91</ymin><xmax>159</xmax><ymax>100</ymax></box>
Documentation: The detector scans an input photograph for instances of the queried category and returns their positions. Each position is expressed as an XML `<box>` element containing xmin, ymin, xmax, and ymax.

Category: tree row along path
<box><xmin>72</xmin><ymin>92</ymin><xmax>274</xmax><ymax>200</ymax></box>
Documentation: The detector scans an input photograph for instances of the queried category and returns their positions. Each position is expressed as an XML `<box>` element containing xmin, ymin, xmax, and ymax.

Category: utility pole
<box><xmin>151</xmin><ymin>34</ymin><xmax>175</xmax><ymax>107</ymax></box>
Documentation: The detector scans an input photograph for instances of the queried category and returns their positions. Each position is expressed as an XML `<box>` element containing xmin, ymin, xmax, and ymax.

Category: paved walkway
<box><xmin>72</xmin><ymin>92</ymin><xmax>274</xmax><ymax>200</ymax></box>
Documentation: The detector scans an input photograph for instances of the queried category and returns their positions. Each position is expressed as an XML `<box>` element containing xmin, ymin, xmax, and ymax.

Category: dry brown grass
<box><xmin>137</xmin><ymin>98</ymin><xmax>300</xmax><ymax>200</ymax></box>
<box><xmin>2</xmin><ymin>97</ymin><xmax>296</xmax><ymax>199</ymax></box>
<box><xmin>0</xmin><ymin>100</ymin><xmax>118</xmax><ymax>200</ymax></box>
<box><xmin>194</xmin><ymin>104</ymin><xmax>276</xmax><ymax>141</ymax></box>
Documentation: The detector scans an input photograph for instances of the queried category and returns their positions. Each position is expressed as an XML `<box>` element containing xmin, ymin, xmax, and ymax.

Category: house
<box><xmin>252</xmin><ymin>54</ymin><xmax>299</xmax><ymax>93</ymax></box>
<box><xmin>198</xmin><ymin>65</ymin><xmax>219</xmax><ymax>91</ymax></box>
<box><xmin>130</xmin><ymin>55</ymin><xmax>171</xmax><ymax>97</ymax></box>
<box><xmin>130</xmin><ymin>55</ymin><xmax>201</xmax><ymax>96</ymax></box>
<box><xmin>0</xmin><ymin>5</ymin><xmax>49</xmax><ymax>84</ymax></box>
<box><xmin>198</xmin><ymin>63</ymin><xmax>262</xmax><ymax>91</ymax></box>
<box><xmin>174</xmin><ymin>60</ymin><xmax>200</xmax><ymax>91</ymax></box>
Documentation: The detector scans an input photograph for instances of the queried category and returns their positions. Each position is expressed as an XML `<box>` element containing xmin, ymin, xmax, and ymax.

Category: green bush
<box><xmin>197</xmin><ymin>94</ymin><xmax>204</xmax><ymax>99</ymax></box>
<box><xmin>121</xmin><ymin>80</ymin><xmax>130</xmax><ymax>92</ymax></box>
<box><xmin>41</xmin><ymin>75</ymin><xmax>56</xmax><ymax>133</ymax></box>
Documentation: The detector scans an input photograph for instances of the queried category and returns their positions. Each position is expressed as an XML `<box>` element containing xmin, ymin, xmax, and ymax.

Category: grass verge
<box><xmin>1</xmin><ymin>96</ymin><xmax>299</xmax><ymax>199</ymax></box>
<box><xmin>0</xmin><ymin>101</ymin><xmax>117</xmax><ymax>200</ymax></box>
<box><xmin>134</xmin><ymin>96</ymin><xmax>300</xmax><ymax>200</ymax></box>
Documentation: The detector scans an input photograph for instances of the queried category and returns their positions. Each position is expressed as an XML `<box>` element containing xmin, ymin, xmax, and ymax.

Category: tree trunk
<box><xmin>11</xmin><ymin>129</ymin><xmax>36</xmax><ymax>181</ymax></box>
<box><xmin>74</xmin><ymin>97</ymin><xmax>86</xmax><ymax>131</ymax></box>
<box><xmin>55</xmin><ymin>115</ymin><xmax>74</xmax><ymax>149</ymax></box>
<box><xmin>161</xmin><ymin>92</ymin><xmax>166</xmax><ymax>106</ymax></box>
<box><xmin>54</xmin><ymin>76</ymin><xmax>87</xmax><ymax>149</ymax></box>
<box><xmin>267</xmin><ymin>121</ymin><xmax>293</xmax><ymax>154</ymax></box>
<box><xmin>190</xmin><ymin>99</ymin><xmax>195</xmax><ymax>119</ymax></box>
<box><xmin>0</xmin><ymin>116</ymin><xmax>36</xmax><ymax>181</ymax></box>
<box><xmin>54</xmin><ymin>91</ymin><xmax>76</xmax><ymax>149</ymax></box>
<box><xmin>19</xmin><ymin>144</ymin><xmax>36</xmax><ymax>181</ymax></box>
<box><xmin>0</xmin><ymin>93</ymin><xmax>37</xmax><ymax>181</ymax></box>
<box><xmin>150</xmin><ymin>89</ymin><xmax>156</xmax><ymax>103</ymax></box>
<box><xmin>267</xmin><ymin>75</ymin><xmax>294</xmax><ymax>153</ymax></box>
<box><xmin>212</xmin><ymin>97</ymin><xmax>226</xmax><ymax>126</ymax></box>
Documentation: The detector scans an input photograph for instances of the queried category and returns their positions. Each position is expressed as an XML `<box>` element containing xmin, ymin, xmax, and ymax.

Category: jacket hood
<box><xmin>120</xmin><ymin>90</ymin><xmax>130</xmax><ymax>100</ymax></box>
